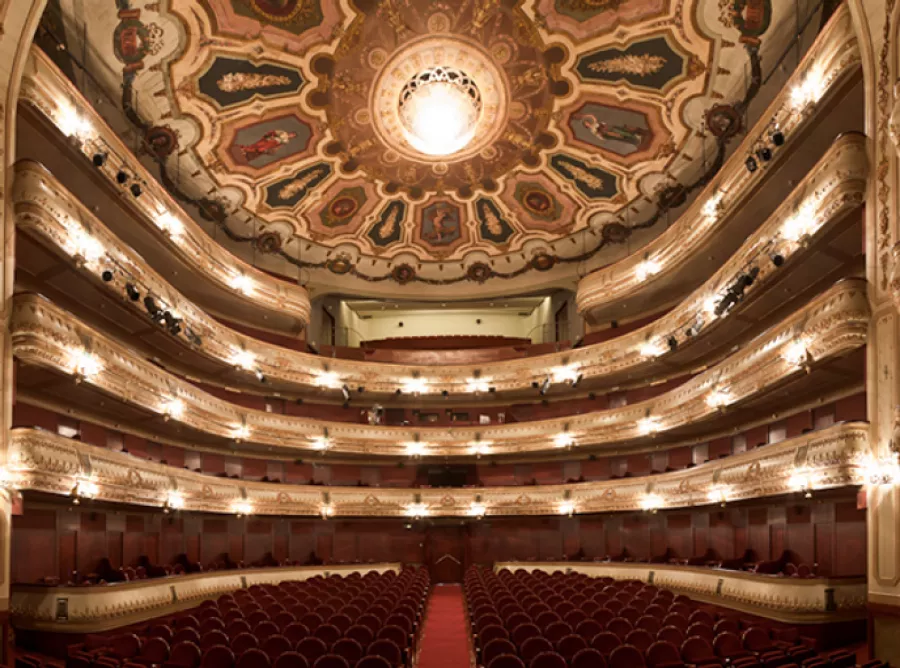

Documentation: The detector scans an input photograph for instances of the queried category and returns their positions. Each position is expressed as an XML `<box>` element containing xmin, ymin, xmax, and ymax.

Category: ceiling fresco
<box><xmin>51</xmin><ymin>0</ymin><xmax>810</xmax><ymax>294</ymax></box>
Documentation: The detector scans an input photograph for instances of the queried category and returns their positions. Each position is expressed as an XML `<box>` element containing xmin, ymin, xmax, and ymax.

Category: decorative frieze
<box><xmin>8</xmin><ymin>421</ymin><xmax>869</xmax><ymax>518</ymax></box>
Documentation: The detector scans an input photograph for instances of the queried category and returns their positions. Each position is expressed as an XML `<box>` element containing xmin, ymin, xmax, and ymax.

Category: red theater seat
<box><xmin>271</xmin><ymin>654</ymin><xmax>307</xmax><ymax>668</ymax></box>
<box><xmin>200</xmin><ymin>646</ymin><xmax>235</xmax><ymax>668</ymax></box>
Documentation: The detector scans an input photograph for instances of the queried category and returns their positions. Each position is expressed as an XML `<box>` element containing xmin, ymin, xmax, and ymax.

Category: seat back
<box><xmin>271</xmin><ymin>653</ymin><xmax>308</xmax><ymax>668</ymax></box>
<box><xmin>169</xmin><ymin>642</ymin><xmax>202</xmax><ymax>668</ymax></box>
<box><xmin>520</xmin><ymin>637</ymin><xmax>553</xmax><ymax>664</ymax></box>
<box><xmin>530</xmin><ymin>651</ymin><xmax>567</xmax><ymax>668</ymax></box>
<box><xmin>200</xmin><ymin>646</ymin><xmax>235</xmax><ymax>668</ymax></box>
<box><xmin>609</xmin><ymin>645</ymin><xmax>646</xmax><ymax>668</ymax></box>
<box><xmin>571</xmin><ymin>648</ymin><xmax>607</xmax><ymax>668</ymax></box>
<box><xmin>646</xmin><ymin>641</ymin><xmax>680</xmax><ymax>668</ymax></box>
<box><xmin>311</xmin><ymin>655</ymin><xmax>348</xmax><ymax>668</ymax></box>
<box><xmin>236</xmin><ymin>649</ymin><xmax>271</xmax><ymax>668</ymax></box>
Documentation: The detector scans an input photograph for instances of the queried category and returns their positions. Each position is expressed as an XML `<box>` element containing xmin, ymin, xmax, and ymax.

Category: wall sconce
<box><xmin>69</xmin><ymin>348</ymin><xmax>102</xmax><ymax>382</ymax></box>
<box><xmin>706</xmin><ymin>389</ymin><xmax>732</xmax><ymax>410</ymax></box>
<box><xmin>701</xmin><ymin>191</ymin><xmax>725</xmax><ymax>223</ymax></box>
<box><xmin>231</xmin><ymin>500</ymin><xmax>253</xmax><ymax>517</ymax></box>
<box><xmin>73</xmin><ymin>479</ymin><xmax>99</xmax><ymax>503</ymax></box>
<box><xmin>861</xmin><ymin>453</ymin><xmax>900</xmax><ymax>486</ymax></box>
<box><xmin>636</xmin><ymin>257</ymin><xmax>661</xmax><ymax>281</ymax></box>
<box><xmin>707</xmin><ymin>485</ymin><xmax>730</xmax><ymax>507</ymax></box>
<box><xmin>469</xmin><ymin>502</ymin><xmax>486</xmax><ymax>519</ymax></box>
<box><xmin>558</xmin><ymin>500</ymin><xmax>576</xmax><ymax>517</ymax></box>
<box><xmin>640</xmin><ymin>493</ymin><xmax>663</xmax><ymax>513</ymax></box>
<box><xmin>782</xmin><ymin>339</ymin><xmax>810</xmax><ymax>368</ymax></box>
<box><xmin>229</xmin><ymin>273</ymin><xmax>254</xmax><ymax>294</ymax></box>
<box><xmin>165</xmin><ymin>490</ymin><xmax>185</xmax><ymax>512</ymax></box>
<box><xmin>155</xmin><ymin>211</ymin><xmax>184</xmax><ymax>238</ymax></box>
<box><xmin>402</xmin><ymin>377</ymin><xmax>428</xmax><ymax>395</ymax></box>
<box><xmin>554</xmin><ymin>432</ymin><xmax>575</xmax><ymax>448</ymax></box>
<box><xmin>405</xmin><ymin>502</ymin><xmax>429</xmax><ymax>519</ymax></box>
<box><xmin>232</xmin><ymin>424</ymin><xmax>250</xmax><ymax>442</ymax></box>
<box><xmin>320</xmin><ymin>504</ymin><xmax>335</xmax><ymax>519</ymax></box>
<box><xmin>231</xmin><ymin>348</ymin><xmax>257</xmax><ymax>371</ymax></box>
<box><xmin>788</xmin><ymin>468</ymin><xmax>817</xmax><ymax>498</ymax></box>
<box><xmin>406</xmin><ymin>441</ymin><xmax>426</xmax><ymax>458</ymax></box>
<box><xmin>638</xmin><ymin>416</ymin><xmax>660</xmax><ymax>436</ymax></box>
<box><xmin>162</xmin><ymin>397</ymin><xmax>185</xmax><ymax>421</ymax></box>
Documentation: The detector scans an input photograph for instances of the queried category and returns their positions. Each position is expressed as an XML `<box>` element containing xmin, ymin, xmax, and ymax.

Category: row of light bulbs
<box><xmin>61</xmin><ymin>333</ymin><xmax>811</xmax><ymax>455</ymax></box>
<box><xmin>33</xmin><ymin>445</ymin><xmax>897</xmax><ymax>518</ymax></box>
<box><xmin>58</xmin><ymin>187</ymin><xmax>818</xmax><ymax>401</ymax></box>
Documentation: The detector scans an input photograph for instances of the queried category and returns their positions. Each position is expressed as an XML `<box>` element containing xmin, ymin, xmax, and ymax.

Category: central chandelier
<box><xmin>398</xmin><ymin>67</ymin><xmax>482</xmax><ymax>156</ymax></box>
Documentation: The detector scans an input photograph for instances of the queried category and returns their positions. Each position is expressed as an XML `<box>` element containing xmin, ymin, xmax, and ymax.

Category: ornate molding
<box><xmin>17</xmin><ymin>48</ymin><xmax>311</xmax><ymax>330</ymax></box>
<box><xmin>8</xmin><ymin>421</ymin><xmax>869</xmax><ymax>518</ymax></box>
<box><xmin>10</xmin><ymin>563</ymin><xmax>400</xmax><ymax>632</ymax></box>
<box><xmin>494</xmin><ymin>562</ymin><xmax>866</xmax><ymax>624</ymax></box>
<box><xmin>9</xmin><ymin>279</ymin><xmax>870</xmax><ymax>457</ymax></box>
<box><xmin>576</xmin><ymin>6</ymin><xmax>862</xmax><ymax>320</ymax></box>
<box><xmin>11</xmin><ymin>129</ymin><xmax>867</xmax><ymax>397</ymax></box>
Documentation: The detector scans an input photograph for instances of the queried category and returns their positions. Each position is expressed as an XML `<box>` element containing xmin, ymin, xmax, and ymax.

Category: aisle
<box><xmin>416</xmin><ymin>583</ymin><xmax>473</xmax><ymax>668</ymax></box>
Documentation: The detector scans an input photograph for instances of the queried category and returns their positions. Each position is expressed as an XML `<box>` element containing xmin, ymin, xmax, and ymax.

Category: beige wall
<box><xmin>352</xmin><ymin>304</ymin><xmax>547</xmax><ymax>342</ymax></box>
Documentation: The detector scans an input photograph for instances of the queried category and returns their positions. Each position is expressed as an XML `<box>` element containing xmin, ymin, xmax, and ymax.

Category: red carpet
<box><xmin>417</xmin><ymin>584</ymin><xmax>472</xmax><ymax>668</ymax></box>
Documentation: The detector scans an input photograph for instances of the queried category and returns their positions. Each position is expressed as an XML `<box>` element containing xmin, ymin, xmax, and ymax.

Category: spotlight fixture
<box><xmin>771</xmin><ymin>130</ymin><xmax>785</xmax><ymax>146</ymax></box>
<box><xmin>101</xmin><ymin>270</ymin><xmax>113</xmax><ymax>282</ymax></box>
<box><xmin>116</xmin><ymin>169</ymin><xmax>128</xmax><ymax>184</ymax></box>
<box><xmin>539</xmin><ymin>377</ymin><xmax>551</xmax><ymax>396</ymax></box>
<box><xmin>488</xmin><ymin>387</ymin><xmax>496</xmax><ymax>393</ymax></box>
<box><xmin>143</xmin><ymin>295</ymin><xmax>162</xmax><ymax>321</ymax></box>
<box><xmin>130</xmin><ymin>183</ymin><xmax>142</xmax><ymax>197</ymax></box>
<box><xmin>667</xmin><ymin>335</ymin><xmax>678</xmax><ymax>351</ymax></box>
<box><xmin>571</xmin><ymin>374</ymin><xmax>583</xmax><ymax>389</ymax></box>
<box><xmin>255</xmin><ymin>369</ymin><xmax>266</xmax><ymax>384</ymax></box>
<box><xmin>685</xmin><ymin>325</ymin><xmax>697</xmax><ymax>338</ymax></box>
<box><xmin>163</xmin><ymin>312</ymin><xmax>182</xmax><ymax>336</ymax></box>
<box><xmin>125</xmin><ymin>283</ymin><xmax>140</xmax><ymax>301</ymax></box>
<box><xmin>92</xmin><ymin>152</ymin><xmax>107</xmax><ymax>167</ymax></box>
<box><xmin>756</xmin><ymin>146</ymin><xmax>772</xmax><ymax>162</ymax></box>
<box><xmin>770</xmin><ymin>252</ymin><xmax>785</xmax><ymax>267</ymax></box>
<box><xmin>531</xmin><ymin>381</ymin><xmax>539</xmax><ymax>389</ymax></box>
<box><xmin>395</xmin><ymin>388</ymin><xmax>402</xmax><ymax>396</ymax></box>
<box><xmin>341</xmin><ymin>384</ymin><xmax>351</xmax><ymax>402</ymax></box>
<box><xmin>357</xmin><ymin>386</ymin><xmax>365</xmax><ymax>393</ymax></box>
<box><xmin>185</xmin><ymin>328</ymin><xmax>202</xmax><ymax>346</ymax></box>
<box><xmin>441</xmin><ymin>390</ymin><xmax>449</xmax><ymax>398</ymax></box>
<box><xmin>745</xmin><ymin>156</ymin><xmax>758</xmax><ymax>173</ymax></box>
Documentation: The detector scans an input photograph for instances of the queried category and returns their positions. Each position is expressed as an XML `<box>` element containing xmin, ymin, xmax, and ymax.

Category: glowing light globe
<box><xmin>399</xmin><ymin>67</ymin><xmax>482</xmax><ymax>157</ymax></box>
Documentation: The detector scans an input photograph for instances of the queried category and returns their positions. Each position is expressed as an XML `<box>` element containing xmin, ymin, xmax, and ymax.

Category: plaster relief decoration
<box><xmin>49</xmin><ymin>0</ymin><xmax>815</xmax><ymax>292</ymax></box>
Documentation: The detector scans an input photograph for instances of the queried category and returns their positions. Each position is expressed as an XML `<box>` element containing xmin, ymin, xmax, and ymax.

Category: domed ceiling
<box><xmin>53</xmin><ymin>0</ymin><xmax>804</xmax><ymax>296</ymax></box>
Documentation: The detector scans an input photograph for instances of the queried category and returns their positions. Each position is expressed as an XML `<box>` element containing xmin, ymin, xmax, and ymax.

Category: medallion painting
<box><xmin>197</xmin><ymin>56</ymin><xmax>305</xmax><ymax>109</ymax></box>
<box><xmin>549</xmin><ymin>155</ymin><xmax>619</xmax><ymax>201</ymax></box>
<box><xmin>263</xmin><ymin>163</ymin><xmax>332</xmax><ymax>209</ymax></box>
<box><xmin>225</xmin><ymin>114</ymin><xmax>313</xmax><ymax>170</ymax></box>
<box><xmin>475</xmin><ymin>199</ymin><xmax>516</xmax><ymax>246</ymax></box>
<box><xmin>415</xmin><ymin>201</ymin><xmax>467</xmax><ymax>254</ymax></box>
<box><xmin>368</xmin><ymin>201</ymin><xmax>407</xmax><ymax>249</ymax></box>
<box><xmin>576</xmin><ymin>34</ymin><xmax>703</xmax><ymax>93</ymax></box>
<box><xmin>569</xmin><ymin>103</ymin><xmax>652</xmax><ymax>156</ymax></box>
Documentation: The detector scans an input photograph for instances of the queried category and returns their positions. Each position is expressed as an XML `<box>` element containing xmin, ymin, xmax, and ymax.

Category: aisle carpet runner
<box><xmin>416</xmin><ymin>584</ymin><xmax>472</xmax><ymax>668</ymax></box>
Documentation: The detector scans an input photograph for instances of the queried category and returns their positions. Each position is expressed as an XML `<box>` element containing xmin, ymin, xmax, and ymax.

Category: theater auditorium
<box><xmin>1</xmin><ymin>0</ymin><xmax>900</xmax><ymax>667</ymax></box>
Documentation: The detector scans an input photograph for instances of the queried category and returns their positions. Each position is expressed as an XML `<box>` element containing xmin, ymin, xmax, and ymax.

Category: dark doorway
<box><xmin>425</xmin><ymin>525</ymin><xmax>466</xmax><ymax>583</ymax></box>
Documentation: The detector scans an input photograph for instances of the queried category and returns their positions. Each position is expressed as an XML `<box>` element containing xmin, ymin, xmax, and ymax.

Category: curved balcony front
<box><xmin>10</xmin><ymin>280</ymin><xmax>869</xmax><ymax>457</ymax></box>
<box><xmin>9</xmin><ymin>420</ymin><xmax>867</xmax><ymax>518</ymax></box>
<box><xmin>575</xmin><ymin>6</ymin><xmax>861</xmax><ymax>323</ymax></box>
<box><xmin>12</xmin><ymin>131</ymin><xmax>867</xmax><ymax>399</ymax></box>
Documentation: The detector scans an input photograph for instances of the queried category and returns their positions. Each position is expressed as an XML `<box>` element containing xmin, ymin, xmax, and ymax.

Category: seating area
<box><xmin>463</xmin><ymin>568</ymin><xmax>881</xmax><ymax>668</ymax></box>
<box><xmin>29</xmin><ymin>568</ymin><xmax>429</xmax><ymax>668</ymax></box>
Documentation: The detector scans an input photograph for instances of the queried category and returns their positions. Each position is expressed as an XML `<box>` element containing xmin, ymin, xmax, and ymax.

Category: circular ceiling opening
<box><xmin>398</xmin><ymin>66</ymin><xmax>483</xmax><ymax>157</ymax></box>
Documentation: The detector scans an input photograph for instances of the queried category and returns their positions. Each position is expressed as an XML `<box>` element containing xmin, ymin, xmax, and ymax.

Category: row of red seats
<box><xmin>45</xmin><ymin>568</ymin><xmax>430</xmax><ymax>668</ymax></box>
<box><xmin>463</xmin><ymin>567</ymin><xmax>885</xmax><ymax>668</ymax></box>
